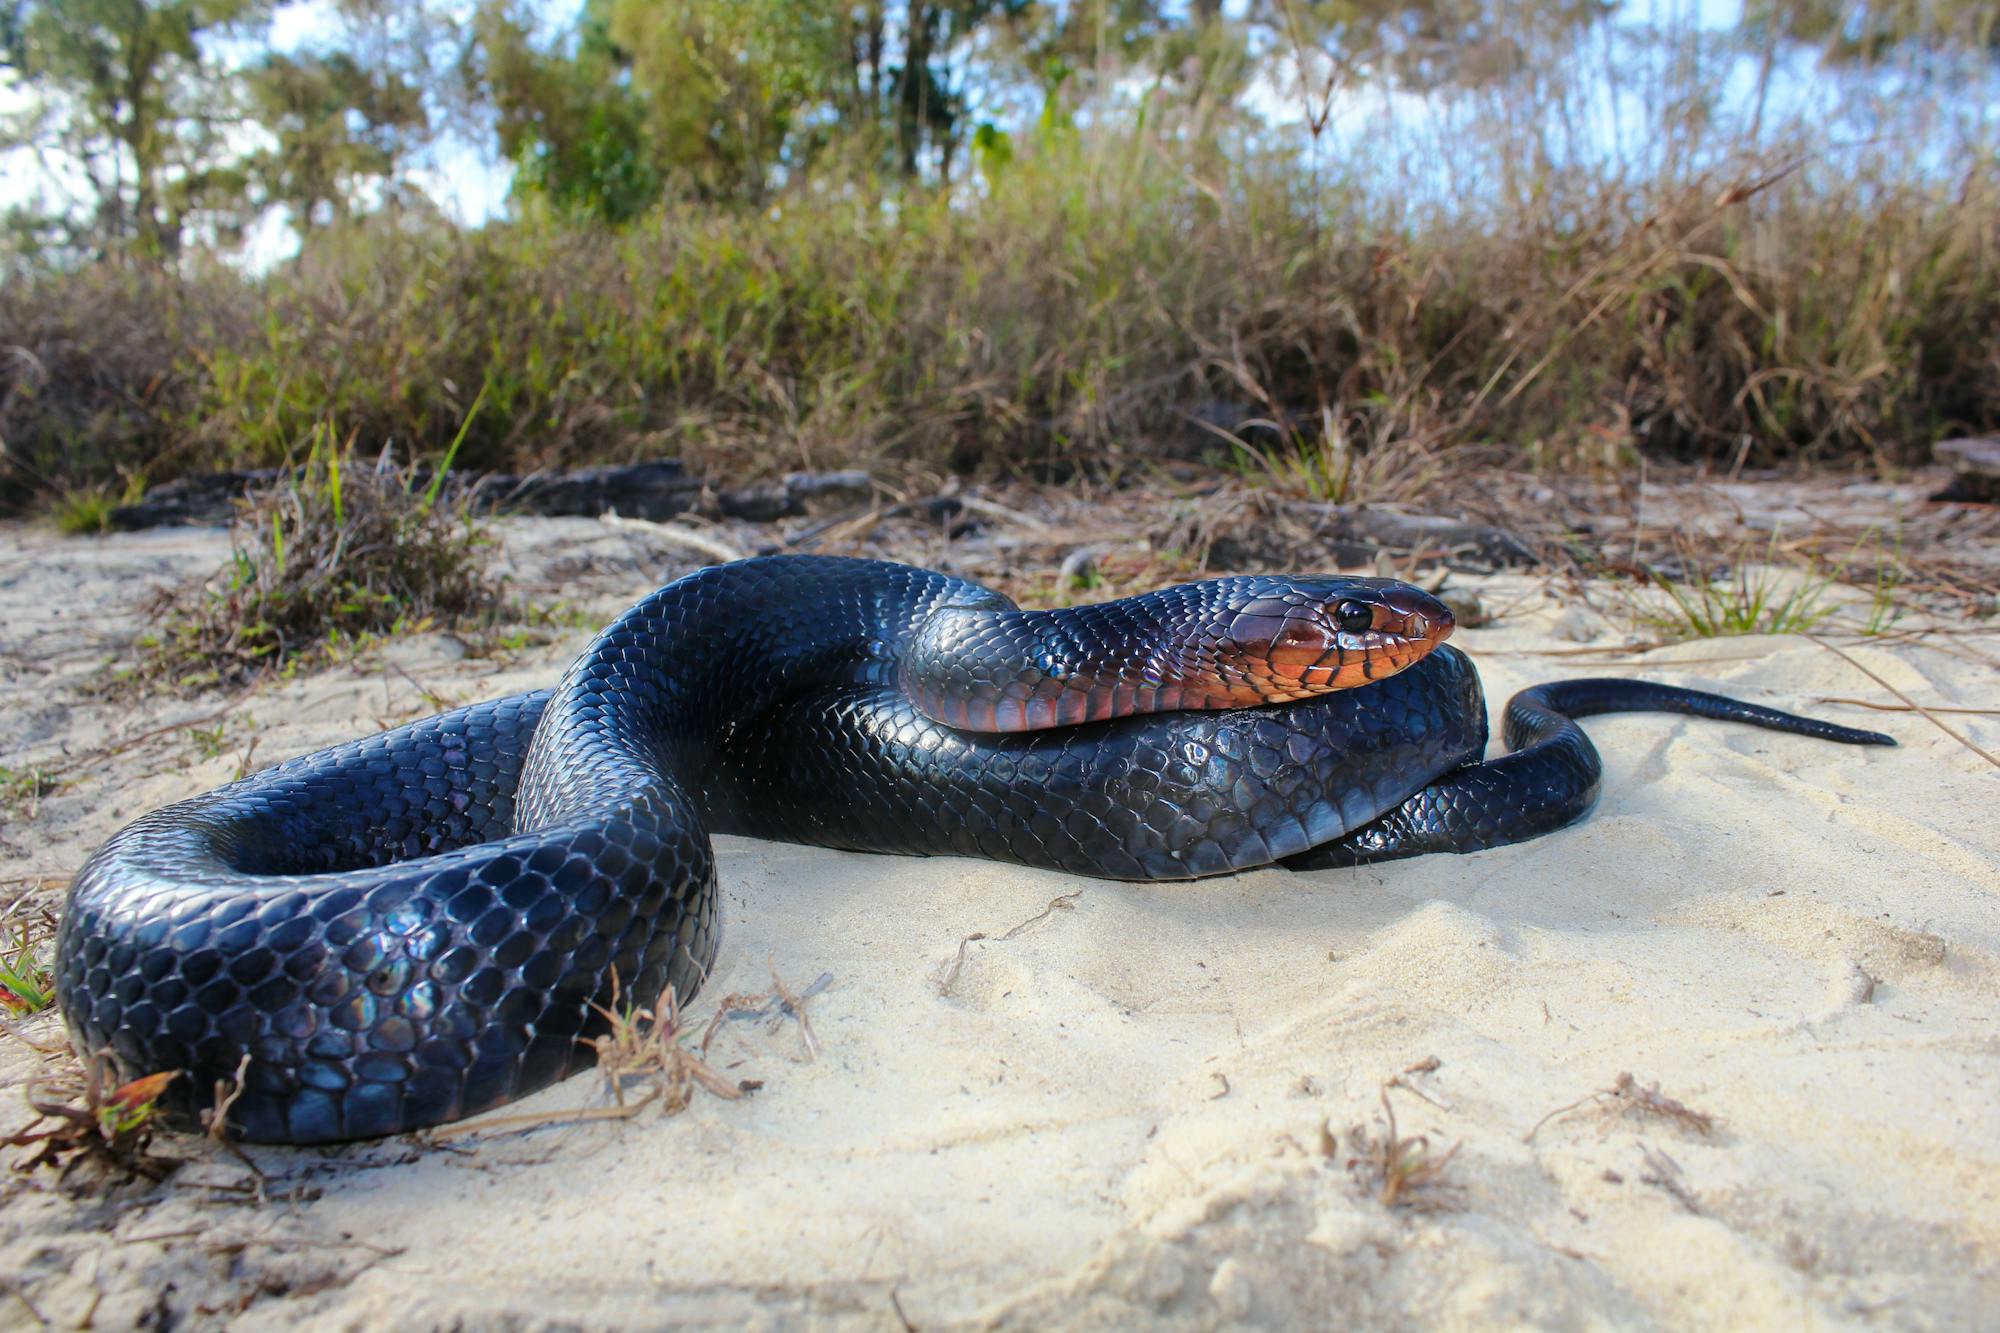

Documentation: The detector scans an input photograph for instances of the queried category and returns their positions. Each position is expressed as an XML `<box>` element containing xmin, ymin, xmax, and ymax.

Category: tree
<box><xmin>1240</xmin><ymin>0</ymin><xmax>1613</xmax><ymax>94</ymax></box>
<box><xmin>243</xmin><ymin>50</ymin><xmax>425</xmax><ymax>235</ymax></box>
<box><xmin>467</xmin><ymin>0</ymin><xmax>1065</xmax><ymax>219</ymax></box>
<box><xmin>3</xmin><ymin>0</ymin><xmax>273</xmax><ymax>257</ymax></box>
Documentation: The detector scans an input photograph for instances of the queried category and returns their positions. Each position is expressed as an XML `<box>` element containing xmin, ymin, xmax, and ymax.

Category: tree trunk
<box><xmin>897</xmin><ymin>0</ymin><xmax>932</xmax><ymax>177</ymax></box>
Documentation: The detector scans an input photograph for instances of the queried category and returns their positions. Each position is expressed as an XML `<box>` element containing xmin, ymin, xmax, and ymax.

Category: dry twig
<box><xmin>1524</xmin><ymin>1071</ymin><xmax>1716</xmax><ymax>1143</ymax></box>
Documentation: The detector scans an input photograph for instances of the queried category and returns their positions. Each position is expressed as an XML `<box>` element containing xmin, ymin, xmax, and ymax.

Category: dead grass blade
<box><xmin>1804</xmin><ymin>634</ymin><xmax>2000</xmax><ymax>771</ymax></box>
<box><xmin>1337</xmin><ymin>1086</ymin><xmax>1462</xmax><ymax>1211</ymax></box>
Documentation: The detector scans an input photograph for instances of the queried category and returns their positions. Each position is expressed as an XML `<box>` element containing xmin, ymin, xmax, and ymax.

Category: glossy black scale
<box><xmin>54</xmin><ymin>557</ymin><xmax>1892</xmax><ymax>1143</ymax></box>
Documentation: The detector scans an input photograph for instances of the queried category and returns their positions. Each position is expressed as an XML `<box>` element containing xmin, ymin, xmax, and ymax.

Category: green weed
<box><xmin>53</xmin><ymin>489</ymin><xmax>114</xmax><ymax>535</ymax></box>
<box><xmin>1641</xmin><ymin>540</ymin><xmax>1836</xmax><ymax>640</ymax></box>
<box><xmin>0</xmin><ymin>914</ymin><xmax>57</xmax><ymax>1017</ymax></box>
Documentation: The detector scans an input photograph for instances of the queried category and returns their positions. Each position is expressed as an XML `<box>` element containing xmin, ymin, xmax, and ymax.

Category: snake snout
<box><xmin>1376</xmin><ymin>585</ymin><xmax>1455</xmax><ymax>646</ymax></box>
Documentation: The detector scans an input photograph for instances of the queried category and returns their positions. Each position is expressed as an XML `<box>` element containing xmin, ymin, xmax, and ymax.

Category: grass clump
<box><xmin>1638</xmin><ymin>537</ymin><xmax>1835</xmax><ymax>640</ymax></box>
<box><xmin>53</xmin><ymin>489</ymin><xmax>114</xmax><ymax>535</ymax></box>
<box><xmin>132</xmin><ymin>435</ymin><xmax>499</xmax><ymax>691</ymax></box>
<box><xmin>2</xmin><ymin>1054</ymin><xmax>180</xmax><ymax>1183</ymax></box>
<box><xmin>0</xmin><ymin>908</ymin><xmax>58</xmax><ymax>1018</ymax></box>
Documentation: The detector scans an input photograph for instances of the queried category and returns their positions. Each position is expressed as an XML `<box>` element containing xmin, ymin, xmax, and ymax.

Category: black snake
<box><xmin>54</xmin><ymin>556</ymin><xmax>1891</xmax><ymax>1143</ymax></box>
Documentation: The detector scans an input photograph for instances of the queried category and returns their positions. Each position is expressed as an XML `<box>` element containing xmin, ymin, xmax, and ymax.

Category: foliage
<box><xmin>132</xmin><ymin>435</ymin><xmax>499</xmax><ymax>689</ymax></box>
<box><xmin>468</xmin><ymin>0</ymin><xmax>1045</xmax><ymax>219</ymax></box>
<box><xmin>3</xmin><ymin>0</ymin><xmax>275</xmax><ymax>257</ymax></box>
<box><xmin>243</xmin><ymin>50</ymin><xmax>426</xmax><ymax>234</ymax></box>
<box><xmin>0</xmin><ymin>911</ymin><xmax>57</xmax><ymax>1017</ymax></box>
<box><xmin>1639</xmin><ymin>539</ymin><xmax>1836</xmax><ymax>640</ymax></box>
<box><xmin>0</xmin><ymin>0</ymin><xmax>1995</xmax><ymax>497</ymax></box>
<box><xmin>2</xmin><ymin>1054</ymin><xmax>180</xmax><ymax>1182</ymax></box>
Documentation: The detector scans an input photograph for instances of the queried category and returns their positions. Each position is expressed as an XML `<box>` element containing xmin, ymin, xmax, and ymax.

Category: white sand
<box><xmin>1</xmin><ymin>517</ymin><xmax>1996</xmax><ymax>1329</ymax></box>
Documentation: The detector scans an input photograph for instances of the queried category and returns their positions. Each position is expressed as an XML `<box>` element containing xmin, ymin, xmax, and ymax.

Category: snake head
<box><xmin>1208</xmin><ymin>576</ymin><xmax>1454</xmax><ymax>701</ymax></box>
<box><xmin>904</xmin><ymin>572</ymin><xmax>1454</xmax><ymax>732</ymax></box>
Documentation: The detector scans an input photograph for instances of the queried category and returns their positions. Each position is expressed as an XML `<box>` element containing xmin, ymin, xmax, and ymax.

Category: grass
<box><xmin>53</xmin><ymin>489</ymin><xmax>114</xmax><ymax>535</ymax></box>
<box><xmin>1329</xmin><ymin>1086</ymin><xmax>1462</xmax><ymax>1212</ymax></box>
<box><xmin>1638</xmin><ymin>537</ymin><xmax>1837</xmax><ymax>640</ymax></box>
<box><xmin>1</xmin><ymin>115</ymin><xmax>1993</xmax><ymax>509</ymax></box>
<box><xmin>1</xmin><ymin>1053</ymin><xmax>180</xmax><ymax>1182</ymax></box>
<box><xmin>128</xmin><ymin>433</ymin><xmax>499</xmax><ymax>691</ymax></box>
<box><xmin>0</xmin><ymin>910</ymin><xmax>57</xmax><ymax>1017</ymax></box>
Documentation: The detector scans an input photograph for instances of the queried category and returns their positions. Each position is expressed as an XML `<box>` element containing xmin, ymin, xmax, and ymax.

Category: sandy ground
<box><xmin>1</xmin><ymin>508</ymin><xmax>1996</xmax><ymax>1330</ymax></box>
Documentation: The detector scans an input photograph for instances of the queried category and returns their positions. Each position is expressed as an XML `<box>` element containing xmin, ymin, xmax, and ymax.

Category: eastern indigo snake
<box><xmin>54</xmin><ymin>557</ymin><xmax>1891</xmax><ymax>1142</ymax></box>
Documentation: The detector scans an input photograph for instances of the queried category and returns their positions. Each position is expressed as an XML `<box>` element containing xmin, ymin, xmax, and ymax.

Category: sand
<box><xmin>1</xmin><ymin>514</ymin><xmax>1996</xmax><ymax>1330</ymax></box>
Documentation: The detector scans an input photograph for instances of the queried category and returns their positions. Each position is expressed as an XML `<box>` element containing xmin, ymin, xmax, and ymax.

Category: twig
<box><xmin>1387</xmin><ymin>1054</ymin><xmax>1453</xmax><ymax>1111</ymax></box>
<box><xmin>999</xmin><ymin>891</ymin><xmax>1082</xmax><ymax>941</ymax></box>
<box><xmin>768</xmin><ymin>956</ymin><xmax>820</xmax><ymax>1062</ymax></box>
<box><xmin>600</xmin><ymin>510</ymin><xmax>746</xmax><ymax>564</ymax></box>
<box><xmin>429</xmin><ymin>1100</ymin><xmax>652</xmax><ymax>1143</ymax></box>
<box><xmin>935</xmin><ymin>892</ymin><xmax>1082</xmax><ymax>995</ymax></box>
<box><xmin>1638</xmin><ymin>1142</ymin><xmax>1703</xmax><ymax>1215</ymax></box>
<box><xmin>36</xmin><ymin>707</ymin><xmax>233</xmax><ymax>780</ymax></box>
<box><xmin>951</xmin><ymin>494</ymin><xmax>1055</xmax><ymax>535</ymax></box>
<box><xmin>1524</xmin><ymin>1071</ymin><xmax>1715</xmax><ymax>1142</ymax></box>
<box><xmin>1805</xmin><ymin>634</ymin><xmax>2000</xmax><ymax>770</ymax></box>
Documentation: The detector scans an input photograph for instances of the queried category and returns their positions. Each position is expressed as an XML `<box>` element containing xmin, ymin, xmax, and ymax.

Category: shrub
<box><xmin>131</xmin><ymin>436</ymin><xmax>498</xmax><ymax>690</ymax></box>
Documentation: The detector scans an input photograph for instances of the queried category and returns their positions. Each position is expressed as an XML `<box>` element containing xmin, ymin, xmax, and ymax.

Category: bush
<box><xmin>131</xmin><ymin>438</ymin><xmax>498</xmax><ymax>690</ymax></box>
<box><xmin>5</xmin><ymin>126</ymin><xmax>1996</xmax><ymax>507</ymax></box>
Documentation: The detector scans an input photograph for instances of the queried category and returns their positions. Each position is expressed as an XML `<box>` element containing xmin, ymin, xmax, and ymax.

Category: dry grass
<box><xmin>430</xmin><ymin>963</ymin><xmax>826</xmax><ymax>1142</ymax></box>
<box><xmin>127</xmin><ymin>438</ymin><xmax>499</xmax><ymax>691</ymax></box>
<box><xmin>1524</xmin><ymin>1071</ymin><xmax>1719</xmax><ymax>1143</ymax></box>
<box><xmin>2</xmin><ymin>121</ymin><xmax>1993</xmax><ymax>509</ymax></box>
<box><xmin>1330</xmin><ymin>1086</ymin><xmax>1463</xmax><ymax>1212</ymax></box>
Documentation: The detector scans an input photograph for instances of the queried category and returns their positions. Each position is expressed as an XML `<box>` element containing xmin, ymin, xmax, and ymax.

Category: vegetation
<box><xmin>1</xmin><ymin>2</ymin><xmax>1994</xmax><ymax>511</ymax></box>
<box><xmin>0</xmin><ymin>910</ymin><xmax>57</xmax><ymax>1017</ymax></box>
<box><xmin>130</xmin><ymin>436</ymin><xmax>498</xmax><ymax>689</ymax></box>
<box><xmin>1641</xmin><ymin>554</ymin><xmax>1836</xmax><ymax>640</ymax></box>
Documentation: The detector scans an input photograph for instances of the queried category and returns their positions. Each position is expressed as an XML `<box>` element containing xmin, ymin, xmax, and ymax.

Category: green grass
<box><xmin>0</xmin><ymin>916</ymin><xmax>56</xmax><ymax>1017</ymax></box>
<box><xmin>1641</xmin><ymin>542</ymin><xmax>1837</xmax><ymax>640</ymax></box>
<box><xmin>53</xmin><ymin>489</ymin><xmax>113</xmax><ymax>535</ymax></box>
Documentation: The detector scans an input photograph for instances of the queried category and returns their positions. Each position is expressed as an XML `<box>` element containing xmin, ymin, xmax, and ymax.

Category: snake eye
<box><xmin>1334</xmin><ymin>600</ymin><xmax>1374</xmax><ymax>634</ymax></box>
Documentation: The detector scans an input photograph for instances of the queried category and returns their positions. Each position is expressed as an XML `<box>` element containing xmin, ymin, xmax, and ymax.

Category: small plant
<box><xmin>1225</xmin><ymin>406</ymin><xmax>1444</xmax><ymax>509</ymax></box>
<box><xmin>130</xmin><ymin>429</ymin><xmax>499</xmax><ymax>691</ymax></box>
<box><xmin>2</xmin><ymin>1053</ymin><xmax>180</xmax><ymax>1182</ymax></box>
<box><xmin>0</xmin><ymin>764</ymin><xmax>57</xmax><ymax>816</ymax></box>
<box><xmin>1331</xmin><ymin>1087</ymin><xmax>1462</xmax><ymax>1211</ymax></box>
<box><xmin>0</xmin><ymin>911</ymin><xmax>57</xmax><ymax>1016</ymax></box>
<box><xmin>1639</xmin><ymin>537</ymin><xmax>1834</xmax><ymax>640</ymax></box>
<box><xmin>53</xmin><ymin>488</ymin><xmax>114</xmax><ymax>535</ymax></box>
<box><xmin>1842</xmin><ymin>537</ymin><xmax>1906</xmax><ymax>638</ymax></box>
<box><xmin>1232</xmin><ymin>417</ymin><xmax>1363</xmax><ymax>504</ymax></box>
<box><xmin>186</xmin><ymin>723</ymin><xmax>229</xmax><ymax>760</ymax></box>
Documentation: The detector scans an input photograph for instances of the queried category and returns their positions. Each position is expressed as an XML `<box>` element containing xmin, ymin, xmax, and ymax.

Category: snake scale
<box><xmin>54</xmin><ymin>556</ymin><xmax>1891</xmax><ymax>1143</ymax></box>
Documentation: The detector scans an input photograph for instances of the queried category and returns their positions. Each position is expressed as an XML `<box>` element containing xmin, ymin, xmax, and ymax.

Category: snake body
<box><xmin>54</xmin><ymin>557</ymin><xmax>1890</xmax><ymax>1143</ymax></box>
